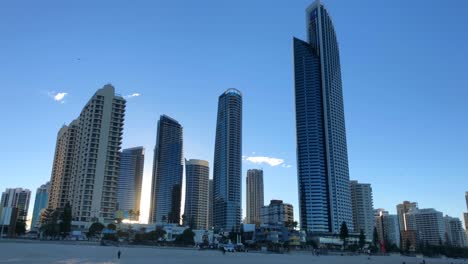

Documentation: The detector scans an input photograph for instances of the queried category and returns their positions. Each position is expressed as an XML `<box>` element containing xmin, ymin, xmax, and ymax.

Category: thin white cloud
<box><xmin>124</xmin><ymin>93</ymin><xmax>141</xmax><ymax>99</ymax></box>
<box><xmin>48</xmin><ymin>91</ymin><xmax>68</xmax><ymax>103</ymax></box>
<box><xmin>282</xmin><ymin>164</ymin><xmax>292</xmax><ymax>168</ymax></box>
<box><xmin>243</xmin><ymin>156</ymin><xmax>284</xmax><ymax>167</ymax></box>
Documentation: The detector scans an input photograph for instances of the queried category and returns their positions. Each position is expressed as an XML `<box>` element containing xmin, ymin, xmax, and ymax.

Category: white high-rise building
<box><xmin>444</xmin><ymin>215</ymin><xmax>466</xmax><ymax>247</ymax></box>
<box><xmin>0</xmin><ymin>188</ymin><xmax>31</xmax><ymax>222</ymax></box>
<box><xmin>246</xmin><ymin>169</ymin><xmax>264</xmax><ymax>225</ymax></box>
<box><xmin>350</xmin><ymin>180</ymin><xmax>374</xmax><ymax>240</ymax></box>
<box><xmin>405</xmin><ymin>208</ymin><xmax>445</xmax><ymax>246</ymax></box>
<box><xmin>184</xmin><ymin>159</ymin><xmax>209</xmax><ymax>230</ymax></box>
<box><xmin>261</xmin><ymin>200</ymin><xmax>294</xmax><ymax>226</ymax></box>
<box><xmin>48</xmin><ymin>85</ymin><xmax>126</xmax><ymax>224</ymax></box>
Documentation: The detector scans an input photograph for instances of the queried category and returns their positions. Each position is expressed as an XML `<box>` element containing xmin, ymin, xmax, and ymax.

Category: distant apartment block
<box><xmin>405</xmin><ymin>208</ymin><xmax>445</xmax><ymax>246</ymax></box>
<box><xmin>1</xmin><ymin>188</ymin><xmax>31</xmax><ymax>222</ymax></box>
<box><xmin>444</xmin><ymin>215</ymin><xmax>466</xmax><ymax>247</ymax></box>
<box><xmin>246</xmin><ymin>169</ymin><xmax>264</xmax><ymax>225</ymax></box>
<box><xmin>261</xmin><ymin>200</ymin><xmax>294</xmax><ymax>226</ymax></box>
<box><xmin>350</xmin><ymin>180</ymin><xmax>374</xmax><ymax>240</ymax></box>
<box><xmin>396</xmin><ymin>201</ymin><xmax>418</xmax><ymax>232</ymax></box>
<box><xmin>374</xmin><ymin>209</ymin><xmax>400</xmax><ymax>248</ymax></box>
<box><xmin>184</xmin><ymin>159</ymin><xmax>209</xmax><ymax>230</ymax></box>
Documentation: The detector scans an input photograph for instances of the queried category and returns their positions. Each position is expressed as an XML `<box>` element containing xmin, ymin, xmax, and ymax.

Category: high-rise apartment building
<box><xmin>184</xmin><ymin>159</ymin><xmax>209</xmax><ymax>230</ymax></box>
<box><xmin>47</xmin><ymin>85</ymin><xmax>126</xmax><ymax>223</ymax></box>
<box><xmin>396</xmin><ymin>201</ymin><xmax>418</xmax><ymax>232</ymax></box>
<box><xmin>374</xmin><ymin>209</ymin><xmax>400</xmax><ymax>248</ymax></box>
<box><xmin>213</xmin><ymin>89</ymin><xmax>242</xmax><ymax>231</ymax></box>
<box><xmin>261</xmin><ymin>200</ymin><xmax>294</xmax><ymax>226</ymax></box>
<box><xmin>293</xmin><ymin>0</ymin><xmax>353</xmax><ymax>233</ymax></box>
<box><xmin>405</xmin><ymin>208</ymin><xmax>445</xmax><ymax>246</ymax></box>
<box><xmin>0</xmin><ymin>188</ymin><xmax>31</xmax><ymax>222</ymax></box>
<box><xmin>246</xmin><ymin>169</ymin><xmax>264</xmax><ymax>225</ymax></box>
<box><xmin>117</xmin><ymin>147</ymin><xmax>144</xmax><ymax>220</ymax></box>
<box><xmin>350</xmin><ymin>181</ymin><xmax>374</xmax><ymax>240</ymax></box>
<box><xmin>208</xmin><ymin>179</ymin><xmax>213</xmax><ymax>229</ymax></box>
<box><xmin>31</xmin><ymin>182</ymin><xmax>49</xmax><ymax>230</ymax></box>
<box><xmin>444</xmin><ymin>215</ymin><xmax>466</xmax><ymax>247</ymax></box>
<box><xmin>149</xmin><ymin>115</ymin><xmax>183</xmax><ymax>224</ymax></box>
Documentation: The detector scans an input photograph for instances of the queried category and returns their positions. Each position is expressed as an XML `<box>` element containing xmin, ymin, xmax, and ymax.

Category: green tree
<box><xmin>175</xmin><ymin>228</ymin><xmax>195</xmax><ymax>245</ymax></box>
<box><xmin>59</xmin><ymin>202</ymin><xmax>72</xmax><ymax>237</ymax></box>
<box><xmin>15</xmin><ymin>220</ymin><xmax>26</xmax><ymax>236</ymax></box>
<box><xmin>359</xmin><ymin>229</ymin><xmax>366</xmax><ymax>249</ymax></box>
<box><xmin>339</xmin><ymin>221</ymin><xmax>349</xmax><ymax>249</ymax></box>
<box><xmin>88</xmin><ymin>222</ymin><xmax>105</xmax><ymax>238</ymax></box>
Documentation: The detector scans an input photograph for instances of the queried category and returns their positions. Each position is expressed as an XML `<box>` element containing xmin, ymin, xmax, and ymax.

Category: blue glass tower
<box><xmin>293</xmin><ymin>0</ymin><xmax>353</xmax><ymax>233</ymax></box>
<box><xmin>213</xmin><ymin>89</ymin><xmax>242</xmax><ymax>232</ymax></box>
<box><xmin>149</xmin><ymin>115</ymin><xmax>183</xmax><ymax>224</ymax></box>
<box><xmin>117</xmin><ymin>147</ymin><xmax>144</xmax><ymax>220</ymax></box>
<box><xmin>31</xmin><ymin>182</ymin><xmax>49</xmax><ymax>230</ymax></box>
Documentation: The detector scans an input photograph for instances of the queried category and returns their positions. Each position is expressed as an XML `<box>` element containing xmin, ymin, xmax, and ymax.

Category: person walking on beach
<box><xmin>117</xmin><ymin>250</ymin><xmax>121</xmax><ymax>259</ymax></box>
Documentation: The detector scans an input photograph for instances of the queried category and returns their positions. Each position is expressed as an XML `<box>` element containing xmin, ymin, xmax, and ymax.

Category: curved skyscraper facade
<box><xmin>184</xmin><ymin>159</ymin><xmax>209</xmax><ymax>230</ymax></box>
<box><xmin>149</xmin><ymin>115</ymin><xmax>183</xmax><ymax>224</ymax></box>
<box><xmin>213</xmin><ymin>88</ymin><xmax>242</xmax><ymax>232</ymax></box>
<box><xmin>293</xmin><ymin>0</ymin><xmax>353</xmax><ymax>233</ymax></box>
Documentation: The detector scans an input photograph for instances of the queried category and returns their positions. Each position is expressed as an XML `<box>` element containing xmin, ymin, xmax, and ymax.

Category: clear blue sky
<box><xmin>1</xmin><ymin>0</ymin><xmax>467</xmax><ymax>225</ymax></box>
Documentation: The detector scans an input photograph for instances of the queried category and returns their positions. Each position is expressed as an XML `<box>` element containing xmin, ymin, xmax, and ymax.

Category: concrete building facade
<box><xmin>1</xmin><ymin>188</ymin><xmax>31</xmax><ymax>222</ymax></box>
<box><xmin>350</xmin><ymin>181</ymin><xmax>374</xmax><ymax>240</ymax></box>
<box><xmin>246</xmin><ymin>169</ymin><xmax>264</xmax><ymax>225</ymax></box>
<box><xmin>184</xmin><ymin>159</ymin><xmax>209</xmax><ymax>230</ymax></box>
<box><xmin>444</xmin><ymin>216</ymin><xmax>466</xmax><ymax>247</ymax></box>
<box><xmin>261</xmin><ymin>200</ymin><xmax>294</xmax><ymax>226</ymax></box>
<box><xmin>405</xmin><ymin>208</ymin><xmax>445</xmax><ymax>246</ymax></box>
<box><xmin>47</xmin><ymin>85</ymin><xmax>126</xmax><ymax>223</ymax></box>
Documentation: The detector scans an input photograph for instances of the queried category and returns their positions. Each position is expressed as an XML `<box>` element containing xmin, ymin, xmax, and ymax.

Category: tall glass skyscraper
<box><xmin>213</xmin><ymin>88</ymin><xmax>242</xmax><ymax>232</ymax></box>
<box><xmin>117</xmin><ymin>147</ymin><xmax>144</xmax><ymax>220</ymax></box>
<box><xmin>149</xmin><ymin>115</ymin><xmax>183</xmax><ymax>224</ymax></box>
<box><xmin>293</xmin><ymin>0</ymin><xmax>353</xmax><ymax>233</ymax></box>
<box><xmin>31</xmin><ymin>182</ymin><xmax>49</xmax><ymax>230</ymax></box>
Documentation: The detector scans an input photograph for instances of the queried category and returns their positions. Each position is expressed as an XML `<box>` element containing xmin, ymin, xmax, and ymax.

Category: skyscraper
<box><xmin>47</xmin><ymin>84</ymin><xmax>126</xmax><ymax>223</ymax></box>
<box><xmin>396</xmin><ymin>201</ymin><xmax>418</xmax><ymax>232</ymax></box>
<box><xmin>117</xmin><ymin>147</ymin><xmax>144</xmax><ymax>220</ymax></box>
<box><xmin>149</xmin><ymin>115</ymin><xmax>183</xmax><ymax>224</ymax></box>
<box><xmin>208</xmin><ymin>179</ymin><xmax>213</xmax><ymax>229</ymax></box>
<box><xmin>293</xmin><ymin>0</ymin><xmax>353</xmax><ymax>233</ymax></box>
<box><xmin>0</xmin><ymin>188</ymin><xmax>31</xmax><ymax>222</ymax></box>
<box><xmin>444</xmin><ymin>215</ymin><xmax>466</xmax><ymax>247</ymax></box>
<box><xmin>246</xmin><ymin>169</ymin><xmax>264</xmax><ymax>225</ymax></box>
<box><xmin>184</xmin><ymin>159</ymin><xmax>209</xmax><ymax>230</ymax></box>
<box><xmin>31</xmin><ymin>182</ymin><xmax>49</xmax><ymax>230</ymax></box>
<box><xmin>213</xmin><ymin>88</ymin><xmax>242</xmax><ymax>231</ymax></box>
<box><xmin>374</xmin><ymin>209</ymin><xmax>401</xmax><ymax>248</ymax></box>
<box><xmin>350</xmin><ymin>181</ymin><xmax>374</xmax><ymax>240</ymax></box>
<box><xmin>405</xmin><ymin>208</ymin><xmax>445</xmax><ymax>246</ymax></box>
